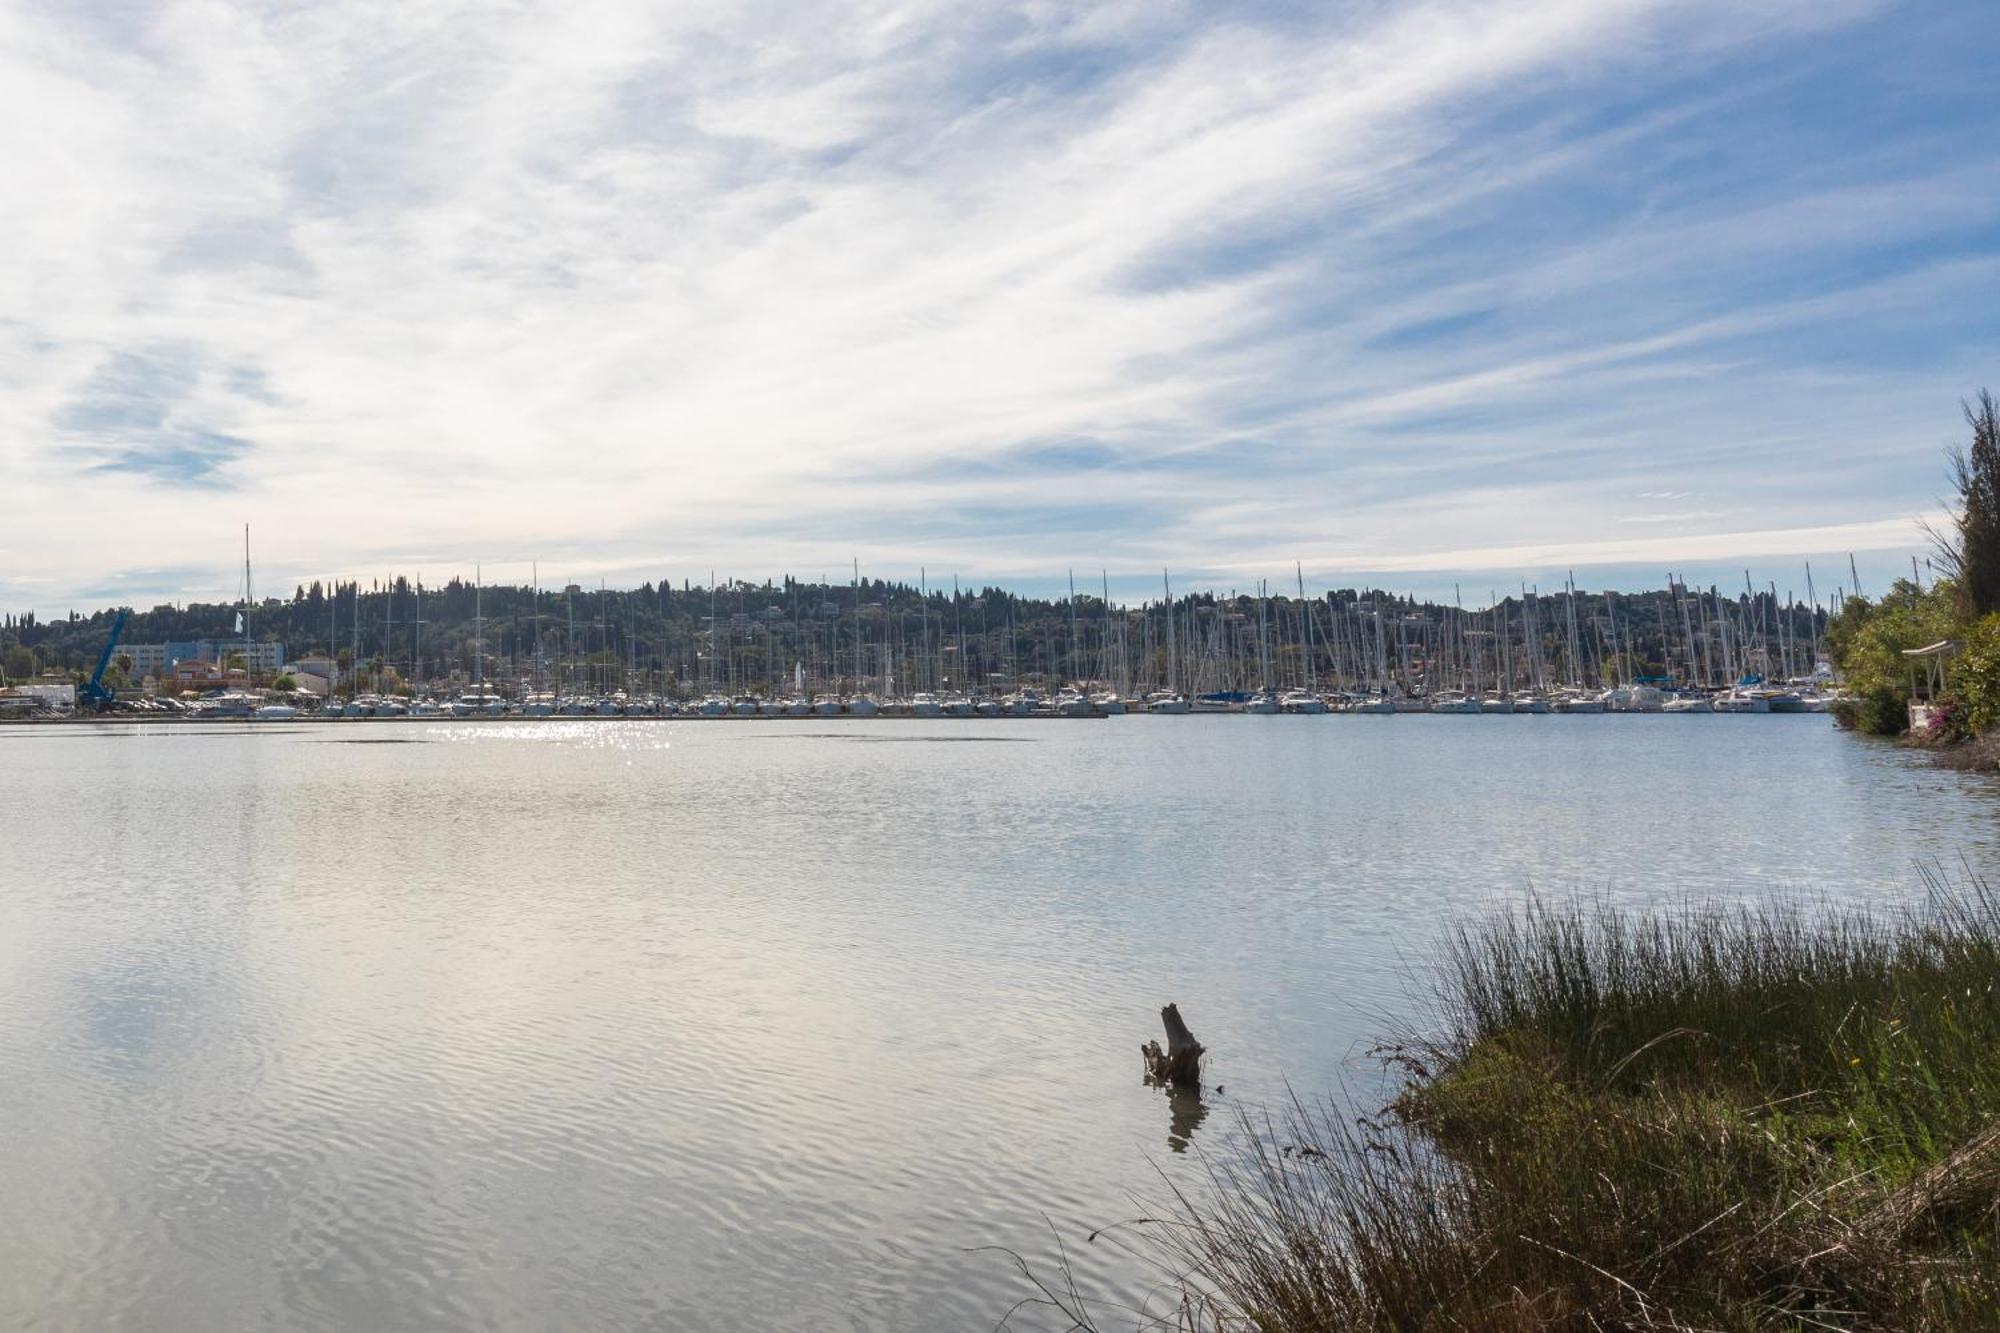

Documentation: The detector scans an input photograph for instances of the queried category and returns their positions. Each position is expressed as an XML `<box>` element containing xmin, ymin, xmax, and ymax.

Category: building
<box><xmin>122</xmin><ymin>641</ymin><xmax>202</xmax><ymax>677</ymax></box>
<box><xmin>287</xmin><ymin>655</ymin><xmax>338</xmax><ymax>683</ymax></box>
<box><xmin>4</xmin><ymin>681</ymin><xmax>75</xmax><ymax>707</ymax></box>
<box><xmin>195</xmin><ymin>639</ymin><xmax>285</xmax><ymax>672</ymax></box>
<box><xmin>122</xmin><ymin>639</ymin><xmax>283</xmax><ymax>676</ymax></box>
<box><xmin>168</xmin><ymin>659</ymin><xmax>241</xmax><ymax>691</ymax></box>
<box><xmin>283</xmin><ymin>669</ymin><xmax>332</xmax><ymax>697</ymax></box>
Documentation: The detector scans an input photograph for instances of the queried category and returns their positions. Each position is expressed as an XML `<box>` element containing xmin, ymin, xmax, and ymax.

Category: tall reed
<box><xmin>1016</xmin><ymin>879</ymin><xmax>2000</xmax><ymax>1331</ymax></box>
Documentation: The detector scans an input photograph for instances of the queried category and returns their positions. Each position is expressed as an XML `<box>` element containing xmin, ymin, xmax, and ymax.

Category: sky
<box><xmin>1</xmin><ymin>0</ymin><xmax>1997</xmax><ymax>615</ymax></box>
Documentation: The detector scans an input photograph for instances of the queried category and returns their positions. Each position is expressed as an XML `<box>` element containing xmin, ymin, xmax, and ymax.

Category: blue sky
<box><xmin>0</xmin><ymin>0</ymin><xmax>1995</xmax><ymax>614</ymax></box>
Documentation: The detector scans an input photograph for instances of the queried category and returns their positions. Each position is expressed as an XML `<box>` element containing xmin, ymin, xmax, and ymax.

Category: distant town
<box><xmin>1</xmin><ymin>568</ymin><xmax>1846</xmax><ymax>718</ymax></box>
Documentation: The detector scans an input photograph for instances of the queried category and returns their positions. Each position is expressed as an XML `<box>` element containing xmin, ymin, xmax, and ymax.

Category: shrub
<box><xmin>1834</xmin><ymin>684</ymin><xmax>1909</xmax><ymax>735</ymax></box>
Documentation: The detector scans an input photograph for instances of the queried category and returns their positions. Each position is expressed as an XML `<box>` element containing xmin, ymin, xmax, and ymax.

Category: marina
<box><xmin>4</xmin><ymin>550</ymin><xmax>1849</xmax><ymax>723</ymax></box>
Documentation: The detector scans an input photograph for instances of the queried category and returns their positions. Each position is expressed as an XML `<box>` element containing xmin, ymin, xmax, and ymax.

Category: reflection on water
<box><xmin>2</xmin><ymin>717</ymin><xmax>1996</xmax><ymax>1330</ymax></box>
<box><xmin>1163</xmin><ymin>1087</ymin><xmax>1208</xmax><ymax>1154</ymax></box>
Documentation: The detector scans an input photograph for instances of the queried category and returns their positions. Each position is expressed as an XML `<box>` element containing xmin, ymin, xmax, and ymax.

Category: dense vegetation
<box><xmin>1035</xmin><ymin>888</ymin><xmax>2000</xmax><ymax>1331</ymax></box>
<box><xmin>1830</xmin><ymin>391</ymin><xmax>2000</xmax><ymax>740</ymax></box>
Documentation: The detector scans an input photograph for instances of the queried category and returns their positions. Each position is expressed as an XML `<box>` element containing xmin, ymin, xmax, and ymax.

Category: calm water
<box><xmin>4</xmin><ymin>716</ymin><xmax>1997</xmax><ymax>1330</ymax></box>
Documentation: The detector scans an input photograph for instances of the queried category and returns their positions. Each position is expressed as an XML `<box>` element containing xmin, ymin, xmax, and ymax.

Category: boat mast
<box><xmin>241</xmin><ymin>524</ymin><xmax>252</xmax><ymax>687</ymax></box>
<box><xmin>473</xmin><ymin>565</ymin><xmax>484</xmax><ymax>689</ymax></box>
<box><xmin>413</xmin><ymin>577</ymin><xmax>423</xmax><ymax>693</ymax></box>
<box><xmin>1805</xmin><ymin>562</ymin><xmax>1821</xmax><ymax>671</ymax></box>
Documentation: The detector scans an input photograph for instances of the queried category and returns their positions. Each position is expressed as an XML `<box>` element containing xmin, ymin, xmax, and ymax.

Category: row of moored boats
<box><xmin>167</xmin><ymin>681</ymin><xmax>1836</xmax><ymax>719</ymax></box>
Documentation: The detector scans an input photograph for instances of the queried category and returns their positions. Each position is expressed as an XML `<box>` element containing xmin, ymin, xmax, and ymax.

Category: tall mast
<box><xmin>1804</xmin><ymin>562</ymin><xmax>1822</xmax><ymax>670</ymax></box>
<box><xmin>473</xmin><ymin>565</ymin><xmax>484</xmax><ymax>688</ymax></box>
<box><xmin>1067</xmin><ymin>570</ymin><xmax>1081</xmax><ymax>688</ymax></box>
<box><xmin>1104</xmin><ymin>571</ymin><xmax>1123</xmax><ymax>696</ymax></box>
<box><xmin>241</xmin><ymin>524</ymin><xmax>252</xmax><ymax>684</ymax></box>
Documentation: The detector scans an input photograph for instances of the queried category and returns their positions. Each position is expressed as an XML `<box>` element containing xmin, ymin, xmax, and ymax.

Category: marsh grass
<box><xmin>1025</xmin><ymin>878</ymin><xmax>2000</xmax><ymax>1331</ymax></box>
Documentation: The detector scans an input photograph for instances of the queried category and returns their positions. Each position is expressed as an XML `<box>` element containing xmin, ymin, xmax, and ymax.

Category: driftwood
<box><xmin>1141</xmin><ymin>1003</ymin><xmax>1205</xmax><ymax>1090</ymax></box>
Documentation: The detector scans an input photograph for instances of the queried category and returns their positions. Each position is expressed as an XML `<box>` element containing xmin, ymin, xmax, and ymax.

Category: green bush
<box><xmin>1952</xmin><ymin>614</ymin><xmax>2000</xmax><ymax>733</ymax></box>
<box><xmin>1834</xmin><ymin>684</ymin><xmax>1910</xmax><ymax>735</ymax></box>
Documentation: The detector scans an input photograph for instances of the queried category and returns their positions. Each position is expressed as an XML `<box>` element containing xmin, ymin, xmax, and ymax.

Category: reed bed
<box><xmin>1020</xmin><ymin>878</ymin><xmax>2000</xmax><ymax>1331</ymax></box>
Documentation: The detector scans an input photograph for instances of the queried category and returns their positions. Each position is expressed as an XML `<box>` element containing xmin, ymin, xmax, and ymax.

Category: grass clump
<box><xmin>1042</xmin><ymin>882</ymin><xmax>2000</xmax><ymax>1331</ymax></box>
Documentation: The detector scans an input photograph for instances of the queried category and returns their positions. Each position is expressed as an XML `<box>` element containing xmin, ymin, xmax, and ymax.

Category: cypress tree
<box><xmin>1939</xmin><ymin>389</ymin><xmax>2000</xmax><ymax>615</ymax></box>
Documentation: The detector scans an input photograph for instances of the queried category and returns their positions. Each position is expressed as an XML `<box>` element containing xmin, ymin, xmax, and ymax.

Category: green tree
<box><xmin>1825</xmin><ymin>579</ymin><xmax>1964</xmax><ymax>735</ymax></box>
<box><xmin>2</xmin><ymin>644</ymin><xmax>33</xmax><ymax>681</ymax></box>
<box><xmin>1933</xmin><ymin>389</ymin><xmax>2000</xmax><ymax>616</ymax></box>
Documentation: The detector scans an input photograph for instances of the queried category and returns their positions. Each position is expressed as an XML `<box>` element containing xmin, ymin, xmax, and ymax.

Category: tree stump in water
<box><xmin>1141</xmin><ymin>1003</ymin><xmax>1205</xmax><ymax>1090</ymax></box>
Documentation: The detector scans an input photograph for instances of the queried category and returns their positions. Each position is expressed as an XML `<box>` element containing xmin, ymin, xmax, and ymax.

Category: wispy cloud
<box><xmin>0</xmin><ymin>0</ymin><xmax>1991</xmax><ymax>611</ymax></box>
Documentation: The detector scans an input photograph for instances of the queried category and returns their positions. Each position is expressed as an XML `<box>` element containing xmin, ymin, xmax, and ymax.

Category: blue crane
<box><xmin>79</xmin><ymin>609</ymin><xmax>128</xmax><ymax>711</ymax></box>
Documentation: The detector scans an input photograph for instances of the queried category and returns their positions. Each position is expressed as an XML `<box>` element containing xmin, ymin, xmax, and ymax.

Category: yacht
<box><xmin>695</xmin><ymin>697</ymin><xmax>731</xmax><ymax>717</ymax></box>
<box><xmin>1242</xmin><ymin>691</ymin><xmax>1280</xmax><ymax>715</ymax></box>
<box><xmin>1090</xmin><ymin>691</ymin><xmax>1128</xmax><ymax>715</ymax></box>
<box><xmin>1552</xmin><ymin>691</ymin><xmax>1606</xmax><ymax>714</ymax></box>
<box><xmin>1346</xmin><ymin>694</ymin><xmax>1396</xmax><ymax>715</ymax></box>
<box><xmin>1279</xmin><ymin>690</ymin><xmax>1327</xmax><ymax>714</ymax></box>
<box><xmin>1428</xmin><ymin>692</ymin><xmax>1483</xmax><ymax>714</ymax></box>
<box><xmin>1663</xmin><ymin>693</ymin><xmax>1714</xmax><ymax>713</ymax></box>
<box><xmin>909</xmin><ymin>692</ymin><xmax>943</xmax><ymax>717</ymax></box>
<box><xmin>1604</xmin><ymin>684</ymin><xmax>1666</xmax><ymax>713</ymax></box>
<box><xmin>813</xmin><ymin>696</ymin><xmax>843</xmax><ymax>716</ymax></box>
<box><xmin>452</xmin><ymin>692</ymin><xmax>506</xmax><ymax>717</ymax></box>
<box><xmin>522</xmin><ymin>693</ymin><xmax>557</xmax><ymax>717</ymax></box>
<box><xmin>758</xmin><ymin>698</ymin><xmax>787</xmax><ymax>716</ymax></box>
<box><xmin>253</xmin><ymin>700</ymin><xmax>299</xmax><ymax>720</ymax></box>
<box><xmin>1712</xmin><ymin>688</ymin><xmax>1770</xmax><ymax>714</ymax></box>
<box><xmin>1510</xmin><ymin>694</ymin><xmax>1552</xmax><ymax>714</ymax></box>
<box><xmin>846</xmin><ymin>695</ymin><xmax>880</xmax><ymax>717</ymax></box>
<box><xmin>730</xmin><ymin>697</ymin><xmax>759</xmax><ymax>716</ymax></box>
<box><xmin>941</xmin><ymin>695</ymin><xmax>975</xmax><ymax>717</ymax></box>
<box><xmin>1478</xmin><ymin>694</ymin><xmax>1516</xmax><ymax>714</ymax></box>
<box><xmin>1053</xmin><ymin>688</ymin><xmax>1095</xmax><ymax>717</ymax></box>
<box><xmin>374</xmin><ymin>696</ymin><xmax>409</xmax><ymax>718</ymax></box>
<box><xmin>1144</xmin><ymin>691</ymin><xmax>1189</xmax><ymax>715</ymax></box>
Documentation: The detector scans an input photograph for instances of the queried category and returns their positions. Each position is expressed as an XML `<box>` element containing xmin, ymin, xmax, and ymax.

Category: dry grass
<box><xmin>1016</xmin><ymin>878</ymin><xmax>2000</xmax><ymax>1331</ymax></box>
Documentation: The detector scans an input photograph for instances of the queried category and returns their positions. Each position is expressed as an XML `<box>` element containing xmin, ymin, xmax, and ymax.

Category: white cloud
<box><xmin>0</xmin><ymin>0</ymin><xmax>1980</xmax><ymax>612</ymax></box>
